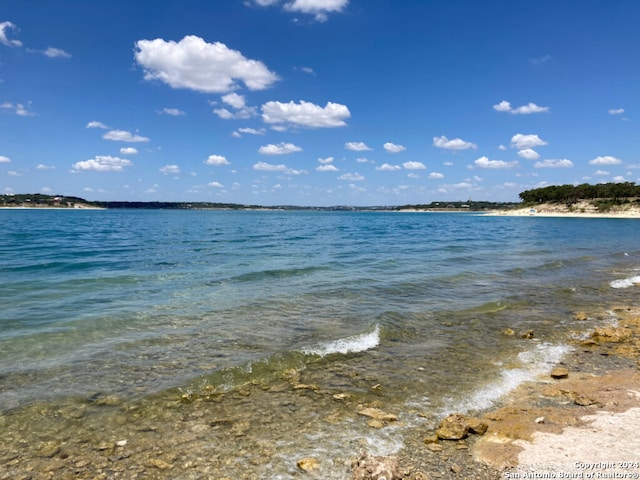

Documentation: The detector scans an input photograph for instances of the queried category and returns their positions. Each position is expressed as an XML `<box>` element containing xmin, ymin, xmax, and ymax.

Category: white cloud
<box><xmin>608</xmin><ymin>108</ymin><xmax>625</xmax><ymax>115</ymax></box>
<box><xmin>383</xmin><ymin>142</ymin><xmax>406</xmax><ymax>153</ymax></box>
<box><xmin>71</xmin><ymin>155</ymin><xmax>132</xmax><ymax>173</ymax></box>
<box><xmin>284</xmin><ymin>0</ymin><xmax>348</xmax><ymax>21</ymax></box>
<box><xmin>376</xmin><ymin>163</ymin><xmax>401</xmax><ymax>171</ymax></box>
<box><xmin>316</xmin><ymin>164</ymin><xmax>339</xmax><ymax>172</ymax></box>
<box><xmin>160</xmin><ymin>107</ymin><xmax>186</xmax><ymax>116</ymax></box>
<box><xmin>589</xmin><ymin>155</ymin><xmax>622</xmax><ymax>166</ymax></box>
<box><xmin>534</xmin><ymin>159</ymin><xmax>574</xmax><ymax>168</ymax></box>
<box><xmin>433</xmin><ymin>135</ymin><xmax>477</xmax><ymax>150</ymax></box>
<box><xmin>318</xmin><ymin>156</ymin><xmax>334</xmax><ymax>164</ymax></box>
<box><xmin>493</xmin><ymin>100</ymin><xmax>549</xmax><ymax>114</ymax></box>
<box><xmin>429</xmin><ymin>172</ymin><xmax>444</xmax><ymax>179</ymax></box>
<box><xmin>474</xmin><ymin>156</ymin><xmax>518</xmax><ymax>169</ymax></box>
<box><xmin>498</xmin><ymin>145</ymin><xmax>507</xmax><ymax>151</ymax></box>
<box><xmin>160</xmin><ymin>164</ymin><xmax>180</xmax><ymax>175</ymax></box>
<box><xmin>8</xmin><ymin>170</ymin><xmax>21</xmax><ymax>176</ymax></box>
<box><xmin>594</xmin><ymin>170</ymin><xmax>610</xmax><ymax>176</ymax></box>
<box><xmin>403</xmin><ymin>161</ymin><xmax>426</xmax><ymax>170</ymax></box>
<box><xmin>234</xmin><ymin>127</ymin><xmax>266</xmax><ymax>137</ymax></box>
<box><xmin>345</xmin><ymin>141</ymin><xmax>372</xmax><ymax>151</ymax></box>
<box><xmin>339</xmin><ymin>172</ymin><xmax>364</xmax><ymax>181</ymax></box>
<box><xmin>261</xmin><ymin>100</ymin><xmax>350</xmax><ymax>128</ymax></box>
<box><xmin>0</xmin><ymin>155</ymin><xmax>10</xmax><ymax>163</ymax></box>
<box><xmin>222</xmin><ymin>93</ymin><xmax>246</xmax><ymax>109</ymax></box>
<box><xmin>1</xmin><ymin>101</ymin><xmax>34</xmax><ymax>116</ymax></box>
<box><xmin>510</xmin><ymin>133</ymin><xmax>547</xmax><ymax>149</ymax></box>
<box><xmin>120</xmin><ymin>147</ymin><xmax>138</xmax><ymax>155</ymax></box>
<box><xmin>258</xmin><ymin>142</ymin><xmax>302</xmax><ymax>155</ymax></box>
<box><xmin>42</xmin><ymin>47</ymin><xmax>71</xmax><ymax>58</ymax></box>
<box><xmin>517</xmin><ymin>148</ymin><xmax>540</xmax><ymax>160</ymax></box>
<box><xmin>208</xmin><ymin>181</ymin><xmax>224</xmax><ymax>188</ymax></box>
<box><xmin>529</xmin><ymin>55</ymin><xmax>551</xmax><ymax>65</ymax></box>
<box><xmin>134</xmin><ymin>35</ymin><xmax>279</xmax><ymax>93</ymax></box>
<box><xmin>86</xmin><ymin>120</ymin><xmax>108</xmax><ymax>129</ymax></box>
<box><xmin>204</xmin><ymin>154</ymin><xmax>231</xmax><ymax>166</ymax></box>
<box><xmin>612</xmin><ymin>176</ymin><xmax>627</xmax><ymax>183</ymax></box>
<box><xmin>103</xmin><ymin>130</ymin><xmax>150</xmax><ymax>142</ymax></box>
<box><xmin>356</xmin><ymin>157</ymin><xmax>371</xmax><ymax>163</ymax></box>
<box><xmin>0</xmin><ymin>21</ymin><xmax>22</xmax><ymax>47</ymax></box>
<box><xmin>214</xmin><ymin>93</ymin><xmax>257</xmax><ymax>119</ymax></box>
<box><xmin>36</xmin><ymin>164</ymin><xmax>55</xmax><ymax>170</ymax></box>
<box><xmin>253</xmin><ymin>161</ymin><xmax>304</xmax><ymax>175</ymax></box>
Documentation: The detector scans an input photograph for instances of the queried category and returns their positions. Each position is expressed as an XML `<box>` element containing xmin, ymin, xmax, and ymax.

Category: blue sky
<box><xmin>1</xmin><ymin>0</ymin><xmax>639</xmax><ymax>206</ymax></box>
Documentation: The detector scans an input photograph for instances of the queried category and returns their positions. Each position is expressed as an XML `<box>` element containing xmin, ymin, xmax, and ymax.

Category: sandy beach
<box><xmin>489</xmin><ymin>201</ymin><xmax>640</xmax><ymax>219</ymax></box>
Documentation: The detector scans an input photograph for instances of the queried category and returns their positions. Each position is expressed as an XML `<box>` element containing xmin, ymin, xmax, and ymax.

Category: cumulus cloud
<box><xmin>261</xmin><ymin>100</ymin><xmax>350</xmax><ymax>128</ymax></box>
<box><xmin>251</xmin><ymin>0</ymin><xmax>348</xmax><ymax>22</ymax></box>
<box><xmin>376</xmin><ymin>163</ymin><xmax>401</xmax><ymax>171</ymax></box>
<box><xmin>493</xmin><ymin>100</ymin><xmax>549</xmax><ymax>114</ymax></box>
<box><xmin>214</xmin><ymin>93</ymin><xmax>257</xmax><ymax>119</ymax></box>
<box><xmin>589</xmin><ymin>155</ymin><xmax>622</xmax><ymax>165</ymax></box>
<box><xmin>103</xmin><ymin>130</ymin><xmax>150</xmax><ymax>142</ymax></box>
<box><xmin>36</xmin><ymin>164</ymin><xmax>55</xmax><ymax>170</ymax></box>
<box><xmin>510</xmin><ymin>133</ymin><xmax>547</xmax><ymax>149</ymax></box>
<box><xmin>517</xmin><ymin>148</ymin><xmax>540</xmax><ymax>160</ymax></box>
<box><xmin>0</xmin><ymin>155</ymin><xmax>10</xmax><ymax>163</ymax></box>
<box><xmin>253</xmin><ymin>161</ymin><xmax>304</xmax><ymax>174</ymax></box>
<box><xmin>608</xmin><ymin>108</ymin><xmax>625</xmax><ymax>115</ymax></box>
<box><xmin>474</xmin><ymin>156</ymin><xmax>518</xmax><ymax>169</ymax></box>
<box><xmin>534</xmin><ymin>159</ymin><xmax>573</xmax><ymax>168</ymax></box>
<box><xmin>134</xmin><ymin>35</ymin><xmax>279</xmax><ymax>93</ymax></box>
<box><xmin>204</xmin><ymin>154</ymin><xmax>231</xmax><ymax>166</ymax></box>
<box><xmin>42</xmin><ymin>47</ymin><xmax>71</xmax><ymax>58</ymax></box>
<box><xmin>119</xmin><ymin>147</ymin><xmax>138</xmax><ymax>155</ymax></box>
<box><xmin>339</xmin><ymin>172</ymin><xmax>364</xmax><ymax>181</ymax></box>
<box><xmin>160</xmin><ymin>107</ymin><xmax>186</xmax><ymax>116</ymax></box>
<box><xmin>0</xmin><ymin>21</ymin><xmax>22</xmax><ymax>47</ymax></box>
<box><xmin>433</xmin><ymin>135</ymin><xmax>477</xmax><ymax>150</ymax></box>
<box><xmin>429</xmin><ymin>172</ymin><xmax>444</xmax><ymax>179</ymax></box>
<box><xmin>160</xmin><ymin>164</ymin><xmax>180</xmax><ymax>175</ymax></box>
<box><xmin>403</xmin><ymin>161</ymin><xmax>426</xmax><ymax>170</ymax></box>
<box><xmin>316</xmin><ymin>164</ymin><xmax>339</xmax><ymax>172</ymax></box>
<box><xmin>258</xmin><ymin>142</ymin><xmax>302</xmax><ymax>155</ymax></box>
<box><xmin>71</xmin><ymin>155</ymin><xmax>132</xmax><ymax>173</ymax></box>
<box><xmin>383</xmin><ymin>142</ymin><xmax>406</xmax><ymax>153</ymax></box>
<box><xmin>345</xmin><ymin>141</ymin><xmax>372</xmax><ymax>151</ymax></box>
<box><xmin>208</xmin><ymin>181</ymin><xmax>224</xmax><ymax>188</ymax></box>
<box><xmin>86</xmin><ymin>120</ymin><xmax>108</xmax><ymax>129</ymax></box>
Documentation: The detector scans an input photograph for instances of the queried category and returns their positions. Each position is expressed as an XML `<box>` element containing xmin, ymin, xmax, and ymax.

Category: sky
<box><xmin>1</xmin><ymin>0</ymin><xmax>639</xmax><ymax>206</ymax></box>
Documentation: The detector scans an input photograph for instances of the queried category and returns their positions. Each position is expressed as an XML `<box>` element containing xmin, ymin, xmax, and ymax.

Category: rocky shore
<box><xmin>385</xmin><ymin>305</ymin><xmax>640</xmax><ymax>480</ymax></box>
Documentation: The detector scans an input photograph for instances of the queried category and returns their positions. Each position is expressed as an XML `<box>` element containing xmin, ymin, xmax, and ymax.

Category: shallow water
<box><xmin>1</xmin><ymin>210</ymin><xmax>639</xmax><ymax>477</ymax></box>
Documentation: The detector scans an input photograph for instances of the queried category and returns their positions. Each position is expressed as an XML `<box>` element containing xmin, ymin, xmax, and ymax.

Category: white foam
<box><xmin>445</xmin><ymin>342</ymin><xmax>571</xmax><ymax>414</ymax></box>
<box><xmin>610</xmin><ymin>275</ymin><xmax>640</xmax><ymax>289</ymax></box>
<box><xmin>300</xmin><ymin>324</ymin><xmax>380</xmax><ymax>356</ymax></box>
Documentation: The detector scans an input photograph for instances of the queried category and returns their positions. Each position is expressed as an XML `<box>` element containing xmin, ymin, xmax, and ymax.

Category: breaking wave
<box><xmin>300</xmin><ymin>324</ymin><xmax>380</xmax><ymax>356</ymax></box>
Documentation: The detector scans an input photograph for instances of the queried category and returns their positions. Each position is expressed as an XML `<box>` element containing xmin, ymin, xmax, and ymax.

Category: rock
<box><xmin>574</xmin><ymin>312</ymin><xmax>588</xmax><ymax>321</ymax></box>
<box><xmin>297</xmin><ymin>457</ymin><xmax>319</xmax><ymax>472</ymax></box>
<box><xmin>147</xmin><ymin>458</ymin><xmax>173</xmax><ymax>470</ymax></box>
<box><xmin>367</xmin><ymin>419</ymin><xmax>386</xmax><ymax>429</ymax></box>
<box><xmin>590</xmin><ymin>326</ymin><xmax>631</xmax><ymax>343</ymax></box>
<box><xmin>451</xmin><ymin>464</ymin><xmax>462</xmax><ymax>474</ymax></box>
<box><xmin>293</xmin><ymin>383</ymin><xmax>318</xmax><ymax>391</ymax></box>
<box><xmin>38</xmin><ymin>441</ymin><xmax>61</xmax><ymax>458</ymax></box>
<box><xmin>333</xmin><ymin>393</ymin><xmax>351</xmax><ymax>401</ymax></box>
<box><xmin>520</xmin><ymin>330</ymin><xmax>535</xmax><ymax>339</ymax></box>
<box><xmin>351</xmin><ymin>452</ymin><xmax>402</xmax><ymax>480</ymax></box>
<box><xmin>423</xmin><ymin>434</ymin><xmax>439</xmax><ymax>444</ymax></box>
<box><xmin>502</xmin><ymin>328</ymin><xmax>516</xmax><ymax>336</ymax></box>
<box><xmin>436</xmin><ymin>414</ymin><xmax>488</xmax><ymax>440</ymax></box>
<box><xmin>426</xmin><ymin>443</ymin><xmax>443</xmax><ymax>452</ymax></box>
<box><xmin>550</xmin><ymin>367</ymin><xmax>569</xmax><ymax>379</ymax></box>
<box><xmin>357</xmin><ymin>406</ymin><xmax>398</xmax><ymax>422</ymax></box>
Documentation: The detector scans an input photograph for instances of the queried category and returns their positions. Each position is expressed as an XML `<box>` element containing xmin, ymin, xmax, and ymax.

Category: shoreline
<box><xmin>392</xmin><ymin>305</ymin><xmax>640</xmax><ymax>479</ymax></box>
<box><xmin>487</xmin><ymin>201</ymin><xmax>640</xmax><ymax>219</ymax></box>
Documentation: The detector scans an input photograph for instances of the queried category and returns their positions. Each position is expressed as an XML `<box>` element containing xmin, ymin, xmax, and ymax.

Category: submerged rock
<box><xmin>297</xmin><ymin>457</ymin><xmax>319</xmax><ymax>472</ymax></box>
<box><xmin>436</xmin><ymin>413</ymin><xmax>488</xmax><ymax>440</ymax></box>
<box><xmin>550</xmin><ymin>367</ymin><xmax>569</xmax><ymax>379</ymax></box>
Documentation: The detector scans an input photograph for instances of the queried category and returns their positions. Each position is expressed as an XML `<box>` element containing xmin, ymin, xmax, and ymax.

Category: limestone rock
<box><xmin>357</xmin><ymin>406</ymin><xmax>398</xmax><ymax>422</ymax></box>
<box><xmin>436</xmin><ymin>413</ymin><xmax>488</xmax><ymax>440</ymax></box>
<box><xmin>351</xmin><ymin>452</ymin><xmax>402</xmax><ymax>480</ymax></box>
<box><xmin>574</xmin><ymin>312</ymin><xmax>588</xmax><ymax>321</ymax></box>
<box><xmin>550</xmin><ymin>367</ymin><xmax>569</xmax><ymax>379</ymax></box>
<box><xmin>520</xmin><ymin>330</ymin><xmax>535</xmax><ymax>339</ymax></box>
<box><xmin>297</xmin><ymin>457</ymin><xmax>319</xmax><ymax>472</ymax></box>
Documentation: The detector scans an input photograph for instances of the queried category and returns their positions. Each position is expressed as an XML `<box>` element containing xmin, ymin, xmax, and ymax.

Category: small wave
<box><xmin>444</xmin><ymin>342</ymin><xmax>570</xmax><ymax>414</ymax></box>
<box><xmin>610</xmin><ymin>275</ymin><xmax>640</xmax><ymax>289</ymax></box>
<box><xmin>300</xmin><ymin>324</ymin><xmax>380</xmax><ymax>356</ymax></box>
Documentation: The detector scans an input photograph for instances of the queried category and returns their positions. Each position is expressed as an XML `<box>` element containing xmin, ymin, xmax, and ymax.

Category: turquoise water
<box><xmin>1</xmin><ymin>209</ymin><xmax>639</xmax><ymax>477</ymax></box>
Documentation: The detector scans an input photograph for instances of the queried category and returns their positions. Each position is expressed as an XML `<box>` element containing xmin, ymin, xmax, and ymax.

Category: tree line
<box><xmin>519</xmin><ymin>182</ymin><xmax>640</xmax><ymax>204</ymax></box>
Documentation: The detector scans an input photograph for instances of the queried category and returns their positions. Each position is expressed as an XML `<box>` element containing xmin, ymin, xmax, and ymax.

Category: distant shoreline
<box><xmin>486</xmin><ymin>201</ymin><xmax>640</xmax><ymax>219</ymax></box>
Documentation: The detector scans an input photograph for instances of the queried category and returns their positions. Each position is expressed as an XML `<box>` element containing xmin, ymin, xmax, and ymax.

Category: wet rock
<box><xmin>550</xmin><ymin>367</ymin><xmax>569</xmax><ymax>379</ymax></box>
<box><xmin>591</xmin><ymin>326</ymin><xmax>631</xmax><ymax>343</ymax></box>
<box><xmin>38</xmin><ymin>441</ymin><xmax>61</xmax><ymax>458</ymax></box>
<box><xmin>574</xmin><ymin>312</ymin><xmax>588</xmax><ymax>321</ymax></box>
<box><xmin>520</xmin><ymin>330</ymin><xmax>535</xmax><ymax>339</ymax></box>
<box><xmin>351</xmin><ymin>451</ymin><xmax>402</xmax><ymax>480</ymax></box>
<box><xmin>297</xmin><ymin>457</ymin><xmax>319</xmax><ymax>472</ymax></box>
<box><xmin>502</xmin><ymin>328</ymin><xmax>516</xmax><ymax>336</ymax></box>
<box><xmin>147</xmin><ymin>458</ymin><xmax>174</xmax><ymax>470</ymax></box>
<box><xmin>423</xmin><ymin>434</ymin><xmax>439</xmax><ymax>444</ymax></box>
<box><xmin>357</xmin><ymin>406</ymin><xmax>398</xmax><ymax>422</ymax></box>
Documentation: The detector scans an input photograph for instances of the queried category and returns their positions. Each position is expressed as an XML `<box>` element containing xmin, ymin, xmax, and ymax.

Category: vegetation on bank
<box><xmin>519</xmin><ymin>182</ymin><xmax>640</xmax><ymax>212</ymax></box>
<box><xmin>2</xmin><ymin>182</ymin><xmax>639</xmax><ymax>211</ymax></box>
